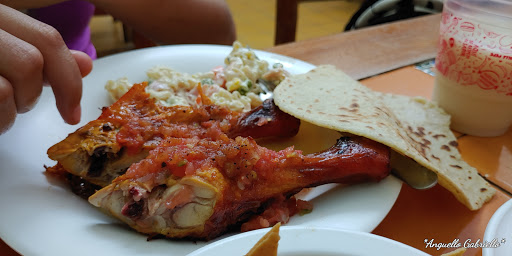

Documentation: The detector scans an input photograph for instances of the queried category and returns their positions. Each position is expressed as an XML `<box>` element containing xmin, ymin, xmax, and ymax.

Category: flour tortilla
<box><xmin>274</xmin><ymin>65</ymin><xmax>495</xmax><ymax>210</ymax></box>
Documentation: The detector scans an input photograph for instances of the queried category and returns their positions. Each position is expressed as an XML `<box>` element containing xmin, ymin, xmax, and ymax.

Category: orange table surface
<box><xmin>361</xmin><ymin>66</ymin><xmax>512</xmax><ymax>194</ymax></box>
<box><xmin>361</xmin><ymin>66</ymin><xmax>512</xmax><ymax>256</ymax></box>
<box><xmin>1</xmin><ymin>66</ymin><xmax>511</xmax><ymax>256</ymax></box>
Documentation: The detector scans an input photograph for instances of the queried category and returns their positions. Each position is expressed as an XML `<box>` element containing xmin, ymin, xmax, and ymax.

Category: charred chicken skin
<box><xmin>89</xmin><ymin>135</ymin><xmax>390</xmax><ymax>240</ymax></box>
<box><xmin>47</xmin><ymin>83</ymin><xmax>300</xmax><ymax>187</ymax></box>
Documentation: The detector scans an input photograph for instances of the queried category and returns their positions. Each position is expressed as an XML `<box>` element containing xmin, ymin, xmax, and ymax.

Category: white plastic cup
<box><xmin>433</xmin><ymin>0</ymin><xmax>512</xmax><ymax>137</ymax></box>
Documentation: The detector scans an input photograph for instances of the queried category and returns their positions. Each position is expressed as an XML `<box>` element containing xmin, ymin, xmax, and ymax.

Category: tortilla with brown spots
<box><xmin>274</xmin><ymin>65</ymin><xmax>494</xmax><ymax>210</ymax></box>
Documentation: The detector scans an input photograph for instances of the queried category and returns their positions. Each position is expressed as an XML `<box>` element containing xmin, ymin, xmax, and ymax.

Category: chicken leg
<box><xmin>89</xmin><ymin>134</ymin><xmax>390</xmax><ymax>240</ymax></box>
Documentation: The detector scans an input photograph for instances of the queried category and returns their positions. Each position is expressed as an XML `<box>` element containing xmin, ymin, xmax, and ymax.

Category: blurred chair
<box><xmin>274</xmin><ymin>0</ymin><xmax>443</xmax><ymax>45</ymax></box>
<box><xmin>344</xmin><ymin>0</ymin><xmax>443</xmax><ymax>31</ymax></box>
<box><xmin>92</xmin><ymin>8</ymin><xmax>156</xmax><ymax>56</ymax></box>
<box><xmin>275</xmin><ymin>0</ymin><xmax>336</xmax><ymax>45</ymax></box>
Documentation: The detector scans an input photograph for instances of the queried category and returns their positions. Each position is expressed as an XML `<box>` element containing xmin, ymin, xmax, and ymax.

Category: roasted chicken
<box><xmin>47</xmin><ymin>83</ymin><xmax>300</xmax><ymax>188</ymax></box>
<box><xmin>89</xmin><ymin>135</ymin><xmax>391</xmax><ymax>240</ymax></box>
<box><xmin>48</xmin><ymin>81</ymin><xmax>391</xmax><ymax>241</ymax></box>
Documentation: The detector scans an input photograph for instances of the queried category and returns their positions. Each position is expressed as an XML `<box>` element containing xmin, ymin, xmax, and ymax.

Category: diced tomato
<box><xmin>240</xmin><ymin>195</ymin><xmax>309</xmax><ymax>232</ymax></box>
<box><xmin>212</xmin><ymin>65</ymin><xmax>226</xmax><ymax>88</ymax></box>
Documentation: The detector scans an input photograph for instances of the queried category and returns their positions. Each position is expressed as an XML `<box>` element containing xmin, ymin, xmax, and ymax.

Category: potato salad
<box><xmin>105</xmin><ymin>41</ymin><xmax>288</xmax><ymax>113</ymax></box>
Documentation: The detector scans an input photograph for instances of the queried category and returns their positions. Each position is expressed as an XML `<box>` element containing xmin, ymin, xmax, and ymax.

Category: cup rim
<box><xmin>445</xmin><ymin>0</ymin><xmax>512</xmax><ymax>28</ymax></box>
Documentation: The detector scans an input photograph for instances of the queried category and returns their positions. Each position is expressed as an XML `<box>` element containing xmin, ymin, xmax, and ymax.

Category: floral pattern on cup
<box><xmin>435</xmin><ymin>11</ymin><xmax>512</xmax><ymax>96</ymax></box>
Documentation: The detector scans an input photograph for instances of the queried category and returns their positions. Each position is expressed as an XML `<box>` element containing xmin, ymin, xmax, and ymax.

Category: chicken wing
<box><xmin>47</xmin><ymin>83</ymin><xmax>300</xmax><ymax>188</ymax></box>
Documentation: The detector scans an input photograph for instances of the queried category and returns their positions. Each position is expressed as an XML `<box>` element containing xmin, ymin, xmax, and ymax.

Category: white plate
<box><xmin>483</xmin><ymin>199</ymin><xmax>512</xmax><ymax>256</ymax></box>
<box><xmin>188</xmin><ymin>226</ymin><xmax>429</xmax><ymax>256</ymax></box>
<box><xmin>0</xmin><ymin>45</ymin><xmax>401</xmax><ymax>256</ymax></box>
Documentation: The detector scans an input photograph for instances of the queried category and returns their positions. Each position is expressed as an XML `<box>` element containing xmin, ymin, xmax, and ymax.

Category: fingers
<box><xmin>71</xmin><ymin>50</ymin><xmax>93</xmax><ymax>77</ymax></box>
<box><xmin>0</xmin><ymin>4</ymin><xmax>83</xmax><ymax>125</ymax></box>
<box><xmin>37</xmin><ymin>25</ymin><xmax>83</xmax><ymax>125</ymax></box>
<box><xmin>42</xmin><ymin>50</ymin><xmax>92</xmax><ymax>87</ymax></box>
<box><xmin>0</xmin><ymin>76</ymin><xmax>16</xmax><ymax>135</ymax></box>
<box><xmin>0</xmin><ymin>28</ymin><xmax>44</xmax><ymax>113</ymax></box>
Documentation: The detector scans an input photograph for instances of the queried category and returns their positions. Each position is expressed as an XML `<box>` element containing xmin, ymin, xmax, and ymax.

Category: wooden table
<box><xmin>2</xmin><ymin>13</ymin><xmax>511</xmax><ymax>256</ymax></box>
<box><xmin>270</xmin><ymin>13</ymin><xmax>512</xmax><ymax>256</ymax></box>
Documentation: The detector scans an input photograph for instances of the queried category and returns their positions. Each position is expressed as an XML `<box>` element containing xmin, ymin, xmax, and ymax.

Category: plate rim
<box><xmin>187</xmin><ymin>226</ymin><xmax>429</xmax><ymax>256</ymax></box>
<box><xmin>483</xmin><ymin>199</ymin><xmax>512</xmax><ymax>256</ymax></box>
<box><xmin>0</xmin><ymin>44</ymin><xmax>401</xmax><ymax>256</ymax></box>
